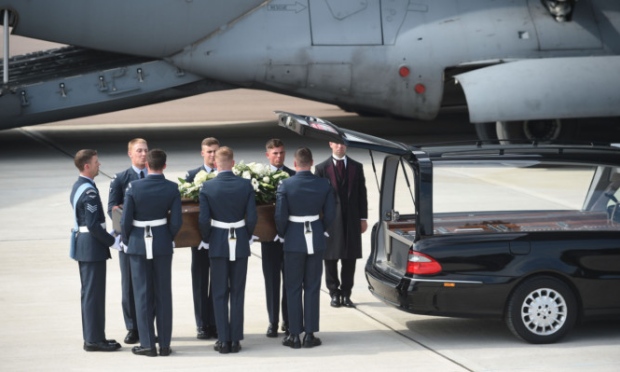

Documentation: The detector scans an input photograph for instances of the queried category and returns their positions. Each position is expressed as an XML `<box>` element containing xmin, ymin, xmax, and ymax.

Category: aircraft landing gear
<box><xmin>475</xmin><ymin>119</ymin><xmax>580</xmax><ymax>143</ymax></box>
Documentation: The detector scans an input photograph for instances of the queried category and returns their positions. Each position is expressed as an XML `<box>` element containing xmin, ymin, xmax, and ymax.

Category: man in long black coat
<box><xmin>314</xmin><ymin>142</ymin><xmax>368</xmax><ymax>308</ymax></box>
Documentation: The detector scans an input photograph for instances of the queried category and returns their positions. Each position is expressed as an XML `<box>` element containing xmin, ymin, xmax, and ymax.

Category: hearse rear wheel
<box><xmin>506</xmin><ymin>276</ymin><xmax>577</xmax><ymax>344</ymax></box>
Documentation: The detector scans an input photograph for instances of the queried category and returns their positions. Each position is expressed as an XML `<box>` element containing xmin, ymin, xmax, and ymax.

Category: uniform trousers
<box><xmin>119</xmin><ymin>250</ymin><xmax>137</xmax><ymax>331</ymax></box>
<box><xmin>261</xmin><ymin>241</ymin><xmax>288</xmax><ymax>326</ymax></box>
<box><xmin>210</xmin><ymin>257</ymin><xmax>248</xmax><ymax>343</ymax></box>
<box><xmin>191</xmin><ymin>247</ymin><xmax>215</xmax><ymax>330</ymax></box>
<box><xmin>79</xmin><ymin>260</ymin><xmax>107</xmax><ymax>343</ymax></box>
<box><xmin>129</xmin><ymin>254</ymin><xmax>173</xmax><ymax>349</ymax></box>
<box><xmin>284</xmin><ymin>250</ymin><xmax>324</xmax><ymax>335</ymax></box>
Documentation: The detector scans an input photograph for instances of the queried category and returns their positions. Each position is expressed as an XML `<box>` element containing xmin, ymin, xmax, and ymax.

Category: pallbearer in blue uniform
<box><xmin>184</xmin><ymin>137</ymin><xmax>219</xmax><ymax>340</ymax></box>
<box><xmin>199</xmin><ymin>146</ymin><xmax>257</xmax><ymax>354</ymax></box>
<box><xmin>262</xmin><ymin>139</ymin><xmax>295</xmax><ymax>338</ymax></box>
<box><xmin>121</xmin><ymin>149</ymin><xmax>182</xmax><ymax>357</ymax></box>
<box><xmin>276</xmin><ymin>147</ymin><xmax>336</xmax><ymax>349</ymax></box>
<box><xmin>107</xmin><ymin>138</ymin><xmax>148</xmax><ymax>345</ymax></box>
<box><xmin>70</xmin><ymin>149</ymin><xmax>121</xmax><ymax>352</ymax></box>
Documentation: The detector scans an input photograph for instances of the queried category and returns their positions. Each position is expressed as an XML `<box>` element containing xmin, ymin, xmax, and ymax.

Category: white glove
<box><xmin>111</xmin><ymin>235</ymin><xmax>122</xmax><ymax>251</ymax></box>
<box><xmin>120</xmin><ymin>241</ymin><xmax>128</xmax><ymax>253</ymax></box>
<box><xmin>273</xmin><ymin>235</ymin><xmax>284</xmax><ymax>243</ymax></box>
<box><xmin>324</xmin><ymin>232</ymin><xmax>330</xmax><ymax>237</ymax></box>
<box><xmin>249</xmin><ymin>235</ymin><xmax>260</xmax><ymax>245</ymax></box>
<box><xmin>198</xmin><ymin>241</ymin><xmax>209</xmax><ymax>250</ymax></box>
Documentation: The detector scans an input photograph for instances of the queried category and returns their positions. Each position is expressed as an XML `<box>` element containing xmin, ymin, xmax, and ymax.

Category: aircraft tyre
<box><xmin>474</xmin><ymin>123</ymin><xmax>499</xmax><ymax>142</ymax></box>
<box><xmin>495</xmin><ymin>119</ymin><xmax>580</xmax><ymax>142</ymax></box>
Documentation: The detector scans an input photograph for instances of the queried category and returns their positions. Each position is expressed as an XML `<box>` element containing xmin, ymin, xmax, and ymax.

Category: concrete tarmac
<box><xmin>1</xmin><ymin>35</ymin><xmax>619</xmax><ymax>372</ymax></box>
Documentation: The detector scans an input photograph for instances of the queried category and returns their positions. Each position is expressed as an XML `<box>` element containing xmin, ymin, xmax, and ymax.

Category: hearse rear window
<box><xmin>432</xmin><ymin>161</ymin><xmax>620</xmax><ymax>234</ymax></box>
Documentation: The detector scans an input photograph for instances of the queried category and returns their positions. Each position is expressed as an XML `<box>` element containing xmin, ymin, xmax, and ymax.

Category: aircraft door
<box><xmin>309</xmin><ymin>0</ymin><xmax>383</xmax><ymax>45</ymax></box>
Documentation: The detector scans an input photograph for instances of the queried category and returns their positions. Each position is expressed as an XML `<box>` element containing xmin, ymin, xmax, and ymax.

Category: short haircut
<box><xmin>295</xmin><ymin>147</ymin><xmax>313</xmax><ymax>167</ymax></box>
<box><xmin>147</xmin><ymin>149</ymin><xmax>167</xmax><ymax>171</ymax></box>
<box><xmin>216</xmin><ymin>146</ymin><xmax>234</xmax><ymax>162</ymax></box>
<box><xmin>201</xmin><ymin>137</ymin><xmax>220</xmax><ymax>147</ymax></box>
<box><xmin>74</xmin><ymin>149</ymin><xmax>97</xmax><ymax>171</ymax></box>
<box><xmin>265</xmin><ymin>138</ymin><xmax>284</xmax><ymax>151</ymax></box>
<box><xmin>128</xmin><ymin>138</ymin><xmax>147</xmax><ymax>151</ymax></box>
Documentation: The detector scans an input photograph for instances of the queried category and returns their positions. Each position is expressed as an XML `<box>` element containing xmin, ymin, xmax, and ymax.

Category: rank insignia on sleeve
<box><xmin>86</xmin><ymin>204</ymin><xmax>98</xmax><ymax>213</ymax></box>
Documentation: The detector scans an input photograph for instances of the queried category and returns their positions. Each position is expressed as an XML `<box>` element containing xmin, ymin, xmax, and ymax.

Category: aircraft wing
<box><xmin>455</xmin><ymin>56</ymin><xmax>620</xmax><ymax>123</ymax></box>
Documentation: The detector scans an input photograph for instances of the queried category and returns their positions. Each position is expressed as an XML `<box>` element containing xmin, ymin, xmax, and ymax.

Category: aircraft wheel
<box><xmin>505</xmin><ymin>276</ymin><xmax>577</xmax><ymax>344</ymax></box>
<box><xmin>474</xmin><ymin>123</ymin><xmax>499</xmax><ymax>142</ymax></box>
<box><xmin>496</xmin><ymin>119</ymin><xmax>579</xmax><ymax>142</ymax></box>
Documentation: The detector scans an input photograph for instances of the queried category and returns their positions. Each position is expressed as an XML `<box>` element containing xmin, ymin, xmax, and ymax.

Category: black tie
<box><xmin>140</xmin><ymin>170</ymin><xmax>145</xmax><ymax>179</ymax></box>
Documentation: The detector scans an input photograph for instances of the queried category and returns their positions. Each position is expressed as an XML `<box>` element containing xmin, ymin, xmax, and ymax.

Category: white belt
<box><xmin>212</xmin><ymin>219</ymin><xmax>245</xmax><ymax>261</ymax></box>
<box><xmin>133</xmin><ymin>218</ymin><xmax>167</xmax><ymax>228</ymax></box>
<box><xmin>78</xmin><ymin>223</ymin><xmax>106</xmax><ymax>233</ymax></box>
<box><xmin>133</xmin><ymin>218</ymin><xmax>167</xmax><ymax>260</ymax></box>
<box><xmin>288</xmin><ymin>215</ymin><xmax>320</xmax><ymax>255</ymax></box>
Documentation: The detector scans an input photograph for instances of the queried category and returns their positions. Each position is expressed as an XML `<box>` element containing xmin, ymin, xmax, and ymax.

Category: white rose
<box><xmin>242</xmin><ymin>171</ymin><xmax>251</xmax><ymax>179</ymax></box>
<box><xmin>263</xmin><ymin>176</ymin><xmax>270</xmax><ymax>183</ymax></box>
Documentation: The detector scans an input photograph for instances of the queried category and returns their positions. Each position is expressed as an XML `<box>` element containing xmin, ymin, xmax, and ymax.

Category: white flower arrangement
<box><xmin>232</xmin><ymin>161</ymin><xmax>290</xmax><ymax>205</ymax></box>
<box><xmin>178</xmin><ymin>162</ymin><xmax>290</xmax><ymax>204</ymax></box>
<box><xmin>178</xmin><ymin>170</ymin><xmax>217</xmax><ymax>201</ymax></box>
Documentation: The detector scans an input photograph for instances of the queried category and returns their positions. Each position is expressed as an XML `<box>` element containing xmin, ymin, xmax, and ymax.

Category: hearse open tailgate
<box><xmin>275</xmin><ymin>111</ymin><xmax>410</xmax><ymax>155</ymax></box>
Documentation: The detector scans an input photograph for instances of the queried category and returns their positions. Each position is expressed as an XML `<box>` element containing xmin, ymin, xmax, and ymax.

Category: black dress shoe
<box><xmin>266</xmin><ymin>323</ymin><xmax>278</xmax><ymax>338</ymax></box>
<box><xmin>231</xmin><ymin>341</ymin><xmax>241</xmax><ymax>353</ymax></box>
<box><xmin>282</xmin><ymin>334</ymin><xmax>301</xmax><ymax>349</ymax></box>
<box><xmin>330</xmin><ymin>294</ymin><xmax>341</xmax><ymax>308</ymax></box>
<box><xmin>342</xmin><ymin>296</ymin><xmax>356</xmax><ymax>308</ymax></box>
<box><xmin>302</xmin><ymin>333</ymin><xmax>322</xmax><ymax>348</ymax></box>
<box><xmin>159</xmin><ymin>346</ymin><xmax>172</xmax><ymax>356</ymax></box>
<box><xmin>124</xmin><ymin>329</ymin><xmax>139</xmax><ymax>344</ymax></box>
<box><xmin>214</xmin><ymin>340</ymin><xmax>230</xmax><ymax>354</ymax></box>
<box><xmin>281</xmin><ymin>323</ymin><xmax>290</xmax><ymax>337</ymax></box>
<box><xmin>84</xmin><ymin>341</ymin><xmax>121</xmax><ymax>352</ymax></box>
<box><xmin>131</xmin><ymin>346</ymin><xmax>157</xmax><ymax>357</ymax></box>
<box><xmin>208</xmin><ymin>328</ymin><xmax>218</xmax><ymax>340</ymax></box>
<box><xmin>197</xmin><ymin>328</ymin><xmax>208</xmax><ymax>340</ymax></box>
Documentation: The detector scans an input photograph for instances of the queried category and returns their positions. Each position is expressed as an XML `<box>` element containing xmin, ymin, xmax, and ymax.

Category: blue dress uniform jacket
<box><xmin>121</xmin><ymin>174</ymin><xmax>182</xmax><ymax>254</ymax></box>
<box><xmin>120</xmin><ymin>174</ymin><xmax>182</xmax><ymax>350</ymax></box>
<box><xmin>185</xmin><ymin>164</ymin><xmax>217</xmax><ymax>335</ymax></box>
<box><xmin>107</xmin><ymin>167</ymin><xmax>142</xmax><ymax>333</ymax></box>
<box><xmin>70</xmin><ymin>176</ymin><xmax>115</xmax><ymax>343</ymax></box>
<box><xmin>198</xmin><ymin>171</ymin><xmax>257</xmax><ymax>344</ymax></box>
<box><xmin>71</xmin><ymin>176</ymin><xmax>115</xmax><ymax>261</ymax></box>
<box><xmin>198</xmin><ymin>172</ymin><xmax>257</xmax><ymax>259</ymax></box>
<box><xmin>261</xmin><ymin>165</ymin><xmax>295</xmax><ymax>331</ymax></box>
<box><xmin>108</xmin><ymin>167</ymin><xmax>141</xmax><ymax>218</ymax></box>
<box><xmin>275</xmin><ymin>171</ymin><xmax>336</xmax><ymax>254</ymax></box>
<box><xmin>275</xmin><ymin>170</ymin><xmax>336</xmax><ymax>336</ymax></box>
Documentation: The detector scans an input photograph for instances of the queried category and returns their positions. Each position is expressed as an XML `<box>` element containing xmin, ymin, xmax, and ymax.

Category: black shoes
<box><xmin>124</xmin><ymin>329</ymin><xmax>139</xmax><ymax>344</ymax></box>
<box><xmin>214</xmin><ymin>340</ymin><xmax>241</xmax><ymax>354</ymax></box>
<box><xmin>214</xmin><ymin>340</ymin><xmax>230</xmax><ymax>354</ymax></box>
<box><xmin>197</xmin><ymin>328</ymin><xmax>208</xmax><ymax>340</ymax></box>
<box><xmin>159</xmin><ymin>346</ymin><xmax>172</xmax><ymax>356</ymax></box>
<box><xmin>132</xmin><ymin>346</ymin><xmax>157</xmax><ymax>357</ymax></box>
<box><xmin>342</xmin><ymin>296</ymin><xmax>356</xmax><ymax>308</ymax></box>
<box><xmin>281</xmin><ymin>323</ymin><xmax>290</xmax><ymax>336</ymax></box>
<box><xmin>282</xmin><ymin>334</ymin><xmax>301</xmax><ymax>349</ymax></box>
<box><xmin>330</xmin><ymin>294</ymin><xmax>341</xmax><ymax>308</ymax></box>
<box><xmin>83</xmin><ymin>340</ymin><xmax>121</xmax><ymax>352</ymax></box>
<box><xmin>266</xmin><ymin>323</ymin><xmax>278</xmax><ymax>338</ymax></box>
<box><xmin>231</xmin><ymin>341</ymin><xmax>241</xmax><ymax>353</ymax></box>
<box><xmin>302</xmin><ymin>333</ymin><xmax>322</xmax><ymax>348</ymax></box>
